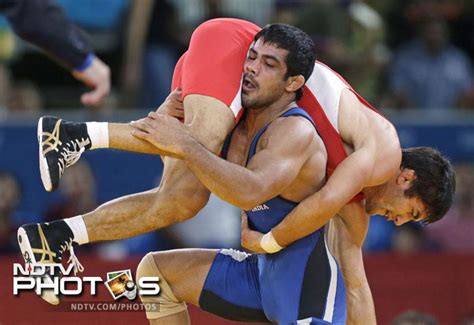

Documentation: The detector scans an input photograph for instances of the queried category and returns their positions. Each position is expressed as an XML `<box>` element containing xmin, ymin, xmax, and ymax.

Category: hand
<box><xmin>156</xmin><ymin>89</ymin><xmax>184</xmax><ymax>119</ymax></box>
<box><xmin>130</xmin><ymin>111</ymin><xmax>192</xmax><ymax>158</ymax></box>
<box><xmin>72</xmin><ymin>56</ymin><xmax>111</xmax><ymax>107</ymax></box>
<box><xmin>240</xmin><ymin>212</ymin><xmax>266</xmax><ymax>254</ymax></box>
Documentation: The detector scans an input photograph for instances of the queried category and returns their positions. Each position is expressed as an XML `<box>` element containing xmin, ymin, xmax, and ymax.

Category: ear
<box><xmin>396</xmin><ymin>168</ymin><xmax>417</xmax><ymax>190</ymax></box>
<box><xmin>285</xmin><ymin>75</ymin><xmax>305</xmax><ymax>93</ymax></box>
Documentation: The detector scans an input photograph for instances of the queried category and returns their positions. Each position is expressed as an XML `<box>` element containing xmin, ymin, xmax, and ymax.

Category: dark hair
<box><xmin>401</xmin><ymin>147</ymin><xmax>455</xmax><ymax>225</ymax></box>
<box><xmin>392</xmin><ymin>310</ymin><xmax>438</xmax><ymax>325</ymax></box>
<box><xmin>254</xmin><ymin>23</ymin><xmax>316</xmax><ymax>100</ymax></box>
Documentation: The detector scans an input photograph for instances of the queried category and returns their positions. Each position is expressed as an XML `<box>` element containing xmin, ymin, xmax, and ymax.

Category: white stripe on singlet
<box><xmin>305</xmin><ymin>62</ymin><xmax>349</xmax><ymax>133</ymax></box>
<box><xmin>323</xmin><ymin>236</ymin><xmax>338</xmax><ymax>322</ymax></box>
<box><xmin>297</xmin><ymin>317</ymin><xmax>313</xmax><ymax>324</ymax></box>
<box><xmin>229</xmin><ymin>75</ymin><xmax>244</xmax><ymax>117</ymax></box>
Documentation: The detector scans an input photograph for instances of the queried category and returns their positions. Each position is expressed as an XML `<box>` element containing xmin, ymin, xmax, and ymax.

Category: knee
<box><xmin>136</xmin><ymin>253</ymin><xmax>187</xmax><ymax>320</ymax></box>
<box><xmin>176</xmin><ymin>189</ymin><xmax>210</xmax><ymax>221</ymax></box>
<box><xmin>183</xmin><ymin>95</ymin><xmax>234</xmax><ymax>150</ymax></box>
<box><xmin>136</xmin><ymin>252</ymin><xmax>157</xmax><ymax>280</ymax></box>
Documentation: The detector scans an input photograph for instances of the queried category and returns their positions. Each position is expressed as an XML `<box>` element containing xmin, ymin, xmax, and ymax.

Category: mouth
<box><xmin>383</xmin><ymin>210</ymin><xmax>401</xmax><ymax>225</ymax></box>
<box><xmin>242</xmin><ymin>75</ymin><xmax>257</xmax><ymax>92</ymax></box>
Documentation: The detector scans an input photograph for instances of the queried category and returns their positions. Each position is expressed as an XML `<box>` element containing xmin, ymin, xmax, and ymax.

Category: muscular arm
<box><xmin>271</xmin><ymin>130</ymin><xmax>376</xmax><ymax>246</ymax></box>
<box><xmin>271</xmin><ymin>89</ymin><xmax>400</xmax><ymax>247</ymax></box>
<box><xmin>132</xmin><ymin>113</ymin><xmax>318</xmax><ymax>210</ymax></box>
<box><xmin>181</xmin><ymin>117</ymin><xmax>317</xmax><ymax>210</ymax></box>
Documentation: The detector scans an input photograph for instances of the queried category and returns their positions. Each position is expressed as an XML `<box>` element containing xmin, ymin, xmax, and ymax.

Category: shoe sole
<box><xmin>17</xmin><ymin>227</ymin><xmax>60</xmax><ymax>305</ymax></box>
<box><xmin>38</xmin><ymin>117</ymin><xmax>53</xmax><ymax>192</ymax></box>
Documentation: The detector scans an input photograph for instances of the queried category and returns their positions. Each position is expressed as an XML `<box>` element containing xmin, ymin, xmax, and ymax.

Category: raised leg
<box><xmin>82</xmin><ymin>95</ymin><xmax>235</xmax><ymax>241</ymax></box>
<box><xmin>136</xmin><ymin>249</ymin><xmax>218</xmax><ymax>324</ymax></box>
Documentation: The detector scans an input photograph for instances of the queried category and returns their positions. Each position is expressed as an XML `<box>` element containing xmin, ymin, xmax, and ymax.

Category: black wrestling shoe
<box><xmin>38</xmin><ymin>116</ymin><xmax>91</xmax><ymax>192</ymax></box>
<box><xmin>17</xmin><ymin>221</ymin><xmax>84</xmax><ymax>305</ymax></box>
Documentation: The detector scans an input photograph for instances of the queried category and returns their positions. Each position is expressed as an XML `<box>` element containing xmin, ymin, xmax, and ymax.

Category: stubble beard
<box><xmin>242</xmin><ymin>91</ymin><xmax>280</xmax><ymax>111</ymax></box>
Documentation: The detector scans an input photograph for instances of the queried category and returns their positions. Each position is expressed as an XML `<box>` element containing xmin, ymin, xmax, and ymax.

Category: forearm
<box><xmin>271</xmin><ymin>148</ymin><xmax>372</xmax><ymax>247</ymax></box>
<box><xmin>271</xmin><ymin>190</ymin><xmax>339</xmax><ymax>246</ymax></box>
<box><xmin>346</xmin><ymin>283</ymin><xmax>376</xmax><ymax>325</ymax></box>
<box><xmin>3</xmin><ymin>0</ymin><xmax>93</xmax><ymax>69</ymax></box>
<box><xmin>182</xmin><ymin>140</ymin><xmax>265</xmax><ymax>209</ymax></box>
<box><xmin>329</xmin><ymin>228</ymin><xmax>376</xmax><ymax>325</ymax></box>
<box><xmin>342</xmin><ymin>255</ymin><xmax>376</xmax><ymax>325</ymax></box>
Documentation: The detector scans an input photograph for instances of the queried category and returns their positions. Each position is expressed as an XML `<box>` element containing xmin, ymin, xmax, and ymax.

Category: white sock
<box><xmin>64</xmin><ymin>216</ymin><xmax>89</xmax><ymax>245</ymax></box>
<box><xmin>86</xmin><ymin>122</ymin><xmax>109</xmax><ymax>149</ymax></box>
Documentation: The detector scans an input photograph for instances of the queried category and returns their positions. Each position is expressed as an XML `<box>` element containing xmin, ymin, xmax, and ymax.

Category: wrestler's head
<box><xmin>242</xmin><ymin>24</ymin><xmax>315</xmax><ymax>110</ymax></box>
<box><xmin>365</xmin><ymin>147</ymin><xmax>455</xmax><ymax>226</ymax></box>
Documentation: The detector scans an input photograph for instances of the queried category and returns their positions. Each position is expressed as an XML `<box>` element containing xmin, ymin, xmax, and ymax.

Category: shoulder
<box><xmin>261</xmin><ymin>114</ymin><xmax>321</xmax><ymax>153</ymax></box>
<box><xmin>338</xmin><ymin>88</ymin><xmax>399</xmax><ymax>150</ymax></box>
<box><xmin>338</xmin><ymin>90</ymin><xmax>401</xmax><ymax>183</ymax></box>
<box><xmin>271</xmin><ymin>114</ymin><xmax>318</xmax><ymax>140</ymax></box>
<box><xmin>338</xmin><ymin>88</ymin><xmax>395</xmax><ymax>135</ymax></box>
<box><xmin>338</xmin><ymin>89</ymin><xmax>368</xmax><ymax>131</ymax></box>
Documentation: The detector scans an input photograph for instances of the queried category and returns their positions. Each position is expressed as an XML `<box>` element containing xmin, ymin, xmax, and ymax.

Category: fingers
<box><xmin>155</xmin><ymin>88</ymin><xmax>185</xmax><ymax>117</ymax></box>
<box><xmin>241</xmin><ymin>211</ymin><xmax>249</xmax><ymax>228</ymax></box>
<box><xmin>130</xmin><ymin>115</ymin><xmax>155</xmax><ymax>133</ymax></box>
<box><xmin>168</xmin><ymin>89</ymin><xmax>184</xmax><ymax>112</ymax></box>
<box><xmin>170</xmin><ymin>88</ymin><xmax>183</xmax><ymax>102</ymax></box>
<box><xmin>131</xmin><ymin>112</ymin><xmax>173</xmax><ymax>136</ymax></box>
<box><xmin>75</xmin><ymin>57</ymin><xmax>111</xmax><ymax>107</ymax></box>
<box><xmin>148</xmin><ymin>111</ymin><xmax>160</xmax><ymax>119</ymax></box>
<box><xmin>168</xmin><ymin>101</ymin><xmax>184</xmax><ymax>116</ymax></box>
<box><xmin>80</xmin><ymin>83</ymin><xmax>109</xmax><ymax>107</ymax></box>
<box><xmin>155</xmin><ymin>105</ymin><xmax>184</xmax><ymax>119</ymax></box>
<box><xmin>129</xmin><ymin>120</ymin><xmax>147</xmax><ymax>133</ymax></box>
<box><xmin>240</xmin><ymin>213</ymin><xmax>249</xmax><ymax>248</ymax></box>
<box><xmin>172</xmin><ymin>108</ymin><xmax>185</xmax><ymax>119</ymax></box>
<box><xmin>148</xmin><ymin>111</ymin><xmax>181</xmax><ymax>122</ymax></box>
<box><xmin>131</xmin><ymin>129</ymin><xmax>149</xmax><ymax>141</ymax></box>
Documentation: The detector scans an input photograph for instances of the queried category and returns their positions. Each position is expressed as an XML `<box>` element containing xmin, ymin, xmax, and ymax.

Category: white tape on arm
<box><xmin>260</xmin><ymin>231</ymin><xmax>284</xmax><ymax>253</ymax></box>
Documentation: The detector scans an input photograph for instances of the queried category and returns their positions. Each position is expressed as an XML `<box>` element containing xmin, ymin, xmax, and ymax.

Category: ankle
<box><xmin>86</xmin><ymin>122</ymin><xmax>109</xmax><ymax>149</ymax></box>
<box><xmin>64</xmin><ymin>216</ymin><xmax>89</xmax><ymax>245</ymax></box>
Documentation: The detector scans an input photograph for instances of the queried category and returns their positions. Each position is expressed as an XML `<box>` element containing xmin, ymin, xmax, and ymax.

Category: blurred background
<box><xmin>0</xmin><ymin>0</ymin><xmax>473</xmax><ymax>324</ymax></box>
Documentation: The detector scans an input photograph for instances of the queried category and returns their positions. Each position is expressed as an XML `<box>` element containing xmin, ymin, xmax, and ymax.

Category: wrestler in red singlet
<box><xmin>173</xmin><ymin>18</ymin><xmax>379</xmax><ymax>201</ymax></box>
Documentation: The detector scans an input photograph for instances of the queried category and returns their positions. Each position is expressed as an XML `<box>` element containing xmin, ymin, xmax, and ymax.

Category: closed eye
<box><xmin>412</xmin><ymin>209</ymin><xmax>422</xmax><ymax>221</ymax></box>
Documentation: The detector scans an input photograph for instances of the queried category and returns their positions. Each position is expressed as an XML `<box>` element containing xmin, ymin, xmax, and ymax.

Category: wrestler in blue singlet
<box><xmin>199</xmin><ymin>107</ymin><xmax>347</xmax><ymax>325</ymax></box>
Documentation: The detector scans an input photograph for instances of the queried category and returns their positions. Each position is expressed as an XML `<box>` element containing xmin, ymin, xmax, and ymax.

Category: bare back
<box><xmin>338</xmin><ymin>88</ymin><xmax>401</xmax><ymax>188</ymax></box>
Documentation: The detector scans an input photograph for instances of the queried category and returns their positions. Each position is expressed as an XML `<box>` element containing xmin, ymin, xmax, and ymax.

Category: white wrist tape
<box><xmin>260</xmin><ymin>231</ymin><xmax>284</xmax><ymax>253</ymax></box>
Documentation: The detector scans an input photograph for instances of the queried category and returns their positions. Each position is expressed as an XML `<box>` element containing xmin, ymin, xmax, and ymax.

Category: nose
<box><xmin>245</xmin><ymin>59</ymin><xmax>259</xmax><ymax>75</ymax></box>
